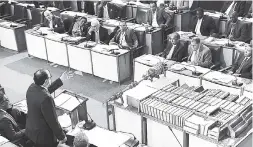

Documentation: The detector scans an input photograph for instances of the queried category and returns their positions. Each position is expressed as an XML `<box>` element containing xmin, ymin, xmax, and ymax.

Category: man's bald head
<box><xmin>169</xmin><ymin>32</ymin><xmax>180</xmax><ymax>45</ymax></box>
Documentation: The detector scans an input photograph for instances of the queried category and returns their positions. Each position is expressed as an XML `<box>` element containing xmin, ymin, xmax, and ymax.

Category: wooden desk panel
<box><xmin>25</xmin><ymin>32</ymin><xmax>47</xmax><ymax>60</ymax></box>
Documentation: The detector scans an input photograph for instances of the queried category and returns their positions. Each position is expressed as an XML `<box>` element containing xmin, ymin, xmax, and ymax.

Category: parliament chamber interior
<box><xmin>0</xmin><ymin>0</ymin><xmax>252</xmax><ymax>147</ymax></box>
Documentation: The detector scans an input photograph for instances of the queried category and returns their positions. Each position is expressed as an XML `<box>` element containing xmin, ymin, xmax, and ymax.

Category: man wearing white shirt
<box><xmin>187</xmin><ymin>37</ymin><xmax>212</xmax><ymax>68</ymax></box>
<box><xmin>189</xmin><ymin>7</ymin><xmax>217</xmax><ymax>36</ymax></box>
<box><xmin>162</xmin><ymin>32</ymin><xmax>186</xmax><ymax>62</ymax></box>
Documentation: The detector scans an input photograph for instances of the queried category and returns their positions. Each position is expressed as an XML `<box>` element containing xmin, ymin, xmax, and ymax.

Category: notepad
<box><xmin>55</xmin><ymin>93</ymin><xmax>84</xmax><ymax>112</ymax></box>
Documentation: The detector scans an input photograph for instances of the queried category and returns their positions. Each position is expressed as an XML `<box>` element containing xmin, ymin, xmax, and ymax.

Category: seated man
<box><xmin>73</xmin><ymin>131</ymin><xmax>90</xmax><ymax>147</ymax></box>
<box><xmin>110</xmin><ymin>21</ymin><xmax>138</xmax><ymax>50</ymax></box>
<box><xmin>220</xmin><ymin>1</ymin><xmax>246</xmax><ymax>17</ymax></box>
<box><xmin>189</xmin><ymin>7</ymin><xmax>217</xmax><ymax>37</ymax></box>
<box><xmin>225</xmin><ymin>12</ymin><xmax>249</xmax><ymax>42</ymax></box>
<box><xmin>68</xmin><ymin>16</ymin><xmax>89</xmax><ymax>37</ymax></box>
<box><xmin>42</xmin><ymin>10</ymin><xmax>65</xmax><ymax>33</ymax></box>
<box><xmin>0</xmin><ymin>87</ymin><xmax>26</xmax><ymax>129</ymax></box>
<box><xmin>168</xmin><ymin>0</ymin><xmax>190</xmax><ymax>10</ymax></box>
<box><xmin>231</xmin><ymin>45</ymin><xmax>252</xmax><ymax>79</ymax></box>
<box><xmin>96</xmin><ymin>1</ymin><xmax>109</xmax><ymax>19</ymax></box>
<box><xmin>187</xmin><ymin>37</ymin><xmax>212</xmax><ymax>68</ymax></box>
<box><xmin>147</xmin><ymin>3</ymin><xmax>173</xmax><ymax>28</ymax></box>
<box><xmin>0</xmin><ymin>109</ymin><xmax>25</xmax><ymax>142</ymax></box>
<box><xmin>162</xmin><ymin>32</ymin><xmax>186</xmax><ymax>62</ymax></box>
<box><xmin>86</xmin><ymin>19</ymin><xmax>109</xmax><ymax>44</ymax></box>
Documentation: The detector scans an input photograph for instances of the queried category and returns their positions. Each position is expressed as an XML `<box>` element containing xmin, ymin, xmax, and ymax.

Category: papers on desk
<box><xmin>0</xmin><ymin>136</ymin><xmax>9</xmax><ymax>146</ymax></box>
<box><xmin>104</xmin><ymin>19</ymin><xmax>121</xmax><ymax>27</ymax></box>
<box><xmin>239</xmin><ymin>17</ymin><xmax>253</xmax><ymax>23</ymax></box>
<box><xmin>204</xmin><ymin>71</ymin><xmax>235</xmax><ymax>84</ymax></box>
<box><xmin>58</xmin><ymin>113</ymin><xmax>72</xmax><ymax>128</ymax></box>
<box><xmin>67</xmin><ymin>124</ymin><xmax>131</xmax><ymax>147</ymax></box>
<box><xmin>135</xmin><ymin>54</ymin><xmax>165</xmax><ymax>66</ymax></box>
<box><xmin>210</xmin><ymin>38</ymin><xmax>229</xmax><ymax>46</ymax></box>
<box><xmin>46</xmin><ymin>33</ymin><xmax>69</xmax><ymax>41</ymax></box>
<box><xmin>13</xmin><ymin>100</ymin><xmax>27</xmax><ymax>113</ymax></box>
<box><xmin>170</xmin><ymin>62</ymin><xmax>210</xmax><ymax>74</ymax></box>
<box><xmin>0</xmin><ymin>21</ymin><xmax>19</xmax><ymax>27</ymax></box>
<box><xmin>61</xmin><ymin>11</ymin><xmax>86</xmax><ymax>17</ymax></box>
<box><xmin>204</xmin><ymin>12</ymin><xmax>223</xmax><ymax>18</ymax></box>
<box><xmin>54</xmin><ymin>93</ymin><xmax>84</xmax><ymax>111</ymax></box>
<box><xmin>92</xmin><ymin>44</ymin><xmax>128</xmax><ymax>55</ymax></box>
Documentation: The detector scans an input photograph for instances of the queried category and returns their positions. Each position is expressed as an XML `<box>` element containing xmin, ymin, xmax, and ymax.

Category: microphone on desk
<box><xmin>232</xmin><ymin>74</ymin><xmax>243</xmax><ymax>87</ymax></box>
<box><xmin>73</xmin><ymin>94</ymin><xmax>96</xmax><ymax>130</ymax></box>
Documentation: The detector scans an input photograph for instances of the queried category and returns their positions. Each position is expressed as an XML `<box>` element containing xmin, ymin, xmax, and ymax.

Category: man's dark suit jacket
<box><xmin>189</xmin><ymin>15</ymin><xmax>217</xmax><ymax>36</ymax></box>
<box><xmin>162</xmin><ymin>41</ymin><xmax>186</xmax><ymax>62</ymax></box>
<box><xmin>220</xmin><ymin>1</ymin><xmax>246</xmax><ymax>17</ymax></box>
<box><xmin>86</xmin><ymin>26</ymin><xmax>109</xmax><ymax>44</ymax></box>
<box><xmin>110</xmin><ymin>28</ymin><xmax>139</xmax><ymax>48</ymax></box>
<box><xmin>232</xmin><ymin>55</ymin><xmax>252</xmax><ymax>79</ymax></box>
<box><xmin>0</xmin><ymin>110</ymin><xmax>25</xmax><ymax>141</ymax></box>
<box><xmin>25</xmin><ymin>78</ymin><xmax>65</xmax><ymax>146</ymax></box>
<box><xmin>225</xmin><ymin>20</ymin><xmax>249</xmax><ymax>43</ymax></box>
<box><xmin>96</xmin><ymin>1</ymin><xmax>107</xmax><ymax>18</ymax></box>
<box><xmin>41</xmin><ymin>15</ymin><xmax>65</xmax><ymax>33</ymax></box>
<box><xmin>147</xmin><ymin>7</ymin><xmax>173</xmax><ymax>27</ymax></box>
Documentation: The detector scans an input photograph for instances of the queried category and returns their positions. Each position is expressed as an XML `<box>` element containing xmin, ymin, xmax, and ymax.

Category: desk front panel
<box><xmin>114</xmin><ymin>106</ymin><xmax>142</xmax><ymax>142</ymax></box>
<box><xmin>134</xmin><ymin>61</ymin><xmax>151</xmax><ymax>82</ymax></box>
<box><xmin>46</xmin><ymin>39</ymin><xmax>69</xmax><ymax>67</ymax></box>
<box><xmin>25</xmin><ymin>33</ymin><xmax>47</xmax><ymax>60</ymax></box>
<box><xmin>91</xmin><ymin>51</ymin><xmax>119</xmax><ymax>82</ymax></box>
<box><xmin>166</xmin><ymin>70</ymin><xmax>201</xmax><ymax>87</ymax></box>
<box><xmin>67</xmin><ymin>45</ymin><xmax>93</xmax><ymax>74</ymax></box>
<box><xmin>0</xmin><ymin>27</ymin><xmax>17</xmax><ymax>51</ymax></box>
<box><xmin>147</xmin><ymin>118</ymin><xmax>183</xmax><ymax>147</ymax></box>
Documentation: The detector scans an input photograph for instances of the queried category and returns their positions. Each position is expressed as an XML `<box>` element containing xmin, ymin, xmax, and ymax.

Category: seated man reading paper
<box><xmin>187</xmin><ymin>37</ymin><xmax>212</xmax><ymax>68</ymax></box>
<box><xmin>86</xmin><ymin>19</ymin><xmax>109</xmax><ymax>44</ymax></box>
<box><xmin>42</xmin><ymin>10</ymin><xmax>65</xmax><ymax>33</ymax></box>
<box><xmin>110</xmin><ymin>21</ymin><xmax>139</xmax><ymax>50</ymax></box>
<box><xmin>162</xmin><ymin>32</ymin><xmax>186</xmax><ymax>62</ymax></box>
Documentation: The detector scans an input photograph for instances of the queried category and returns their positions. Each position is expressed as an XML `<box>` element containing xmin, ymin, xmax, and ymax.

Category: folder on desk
<box><xmin>54</xmin><ymin>93</ymin><xmax>84</xmax><ymax>112</ymax></box>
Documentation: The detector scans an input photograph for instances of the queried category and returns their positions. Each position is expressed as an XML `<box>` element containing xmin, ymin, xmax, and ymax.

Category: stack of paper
<box><xmin>54</xmin><ymin>93</ymin><xmax>84</xmax><ymax>112</ymax></box>
<box><xmin>0</xmin><ymin>136</ymin><xmax>9</xmax><ymax>145</ymax></box>
<box><xmin>135</xmin><ymin>54</ymin><xmax>164</xmax><ymax>66</ymax></box>
<box><xmin>126</xmin><ymin>84</ymin><xmax>157</xmax><ymax>109</ymax></box>
<box><xmin>58</xmin><ymin>113</ymin><xmax>72</xmax><ymax>128</ymax></box>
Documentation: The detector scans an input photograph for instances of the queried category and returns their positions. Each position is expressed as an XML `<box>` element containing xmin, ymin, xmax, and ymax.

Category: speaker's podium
<box><xmin>54</xmin><ymin>90</ymin><xmax>89</xmax><ymax>129</ymax></box>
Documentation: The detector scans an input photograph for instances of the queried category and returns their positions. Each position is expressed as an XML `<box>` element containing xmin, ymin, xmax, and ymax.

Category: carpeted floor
<box><xmin>5</xmin><ymin>57</ymin><xmax>129</xmax><ymax>103</ymax></box>
<box><xmin>0</xmin><ymin>48</ymin><xmax>15</xmax><ymax>59</ymax></box>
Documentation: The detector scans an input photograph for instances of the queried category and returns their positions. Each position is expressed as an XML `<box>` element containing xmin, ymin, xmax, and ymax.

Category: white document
<box><xmin>0</xmin><ymin>136</ymin><xmax>9</xmax><ymax>145</ymax></box>
<box><xmin>54</xmin><ymin>93</ymin><xmax>72</xmax><ymax>107</ymax></box>
<box><xmin>60</xmin><ymin>96</ymin><xmax>84</xmax><ymax>111</ymax></box>
<box><xmin>58</xmin><ymin>113</ymin><xmax>72</xmax><ymax>128</ymax></box>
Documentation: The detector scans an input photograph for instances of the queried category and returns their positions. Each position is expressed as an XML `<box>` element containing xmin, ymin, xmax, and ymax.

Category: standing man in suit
<box><xmin>187</xmin><ymin>37</ymin><xmax>212</xmax><ymax>68</ymax></box>
<box><xmin>220</xmin><ymin>1</ymin><xmax>246</xmax><ymax>17</ymax></box>
<box><xmin>162</xmin><ymin>32</ymin><xmax>186</xmax><ymax>62</ymax></box>
<box><xmin>231</xmin><ymin>46</ymin><xmax>252</xmax><ymax>79</ymax></box>
<box><xmin>86</xmin><ymin>19</ymin><xmax>109</xmax><ymax>44</ymax></box>
<box><xmin>225</xmin><ymin>12</ymin><xmax>249</xmax><ymax>43</ymax></box>
<box><xmin>110</xmin><ymin>21</ymin><xmax>138</xmax><ymax>50</ymax></box>
<box><xmin>148</xmin><ymin>2</ymin><xmax>173</xmax><ymax>28</ymax></box>
<box><xmin>26</xmin><ymin>69</ymin><xmax>73</xmax><ymax>147</ymax></box>
<box><xmin>189</xmin><ymin>7</ymin><xmax>217</xmax><ymax>37</ymax></box>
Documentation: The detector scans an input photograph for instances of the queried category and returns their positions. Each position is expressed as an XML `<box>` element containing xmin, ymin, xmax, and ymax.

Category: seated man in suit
<box><xmin>225</xmin><ymin>12</ymin><xmax>249</xmax><ymax>43</ymax></box>
<box><xmin>0</xmin><ymin>87</ymin><xmax>26</xmax><ymax>129</ymax></box>
<box><xmin>162</xmin><ymin>32</ymin><xmax>186</xmax><ymax>62</ymax></box>
<box><xmin>220</xmin><ymin>1</ymin><xmax>246</xmax><ymax>17</ymax></box>
<box><xmin>42</xmin><ymin>10</ymin><xmax>65</xmax><ymax>33</ymax></box>
<box><xmin>110</xmin><ymin>21</ymin><xmax>138</xmax><ymax>50</ymax></box>
<box><xmin>86</xmin><ymin>19</ymin><xmax>109</xmax><ymax>44</ymax></box>
<box><xmin>148</xmin><ymin>3</ymin><xmax>173</xmax><ymax>28</ymax></box>
<box><xmin>231</xmin><ymin>46</ymin><xmax>252</xmax><ymax>79</ymax></box>
<box><xmin>0</xmin><ymin>109</ymin><xmax>26</xmax><ymax>144</ymax></box>
<box><xmin>189</xmin><ymin>7</ymin><xmax>217</xmax><ymax>37</ymax></box>
<box><xmin>187</xmin><ymin>37</ymin><xmax>212</xmax><ymax>68</ymax></box>
<box><xmin>68</xmin><ymin>16</ymin><xmax>89</xmax><ymax>37</ymax></box>
<box><xmin>96</xmin><ymin>1</ymin><xmax>109</xmax><ymax>19</ymax></box>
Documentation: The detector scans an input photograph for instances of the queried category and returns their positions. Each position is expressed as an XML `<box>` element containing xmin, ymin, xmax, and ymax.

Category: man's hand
<box><xmin>59</xmin><ymin>136</ymin><xmax>67</xmax><ymax>144</ymax></box>
<box><xmin>60</xmin><ymin>71</ymin><xmax>74</xmax><ymax>82</ymax></box>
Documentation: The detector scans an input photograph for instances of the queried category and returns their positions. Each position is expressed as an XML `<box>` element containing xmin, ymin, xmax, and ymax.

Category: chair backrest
<box><xmin>107</xmin><ymin>2</ymin><xmax>126</xmax><ymax>19</ymax></box>
<box><xmin>134</xmin><ymin>30</ymin><xmax>145</xmax><ymax>47</ymax></box>
<box><xmin>63</xmin><ymin>18</ymin><xmax>73</xmax><ymax>33</ymax></box>
<box><xmin>136</xmin><ymin>5</ymin><xmax>150</xmax><ymax>24</ymax></box>
<box><xmin>210</xmin><ymin>46</ymin><xmax>221</xmax><ymax>66</ymax></box>
<box><xmin>31</xmin><ymin>8</ymin><xmax>43</xmax><ymax>26</ymax></box>
<box><xmin>13</xmin><ymin>4</ymin><xmax>27</xmax><ymax>20</ymax></box>
<box><xmin>2</xmin><ymin>3</ymin><xmax>12</xmax><ymax>16</ymax></box>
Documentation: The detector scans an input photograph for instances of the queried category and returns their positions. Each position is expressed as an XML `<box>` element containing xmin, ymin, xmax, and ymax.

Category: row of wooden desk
<box><xmin>110</xmin><ymin>55</ymin><xmax>252</xmax><ymax>147</ymax></box>
<box><xmin>26</xmin><ymin>27</ymin><xmax>131</xmax><ymax>83</ymax></box>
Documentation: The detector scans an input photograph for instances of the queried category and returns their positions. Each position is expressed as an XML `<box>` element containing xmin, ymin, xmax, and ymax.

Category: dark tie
<box><xmin>236</xmin><ymin>57</ymin><xmax>248</xmax><ymax>74</ymax></box>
